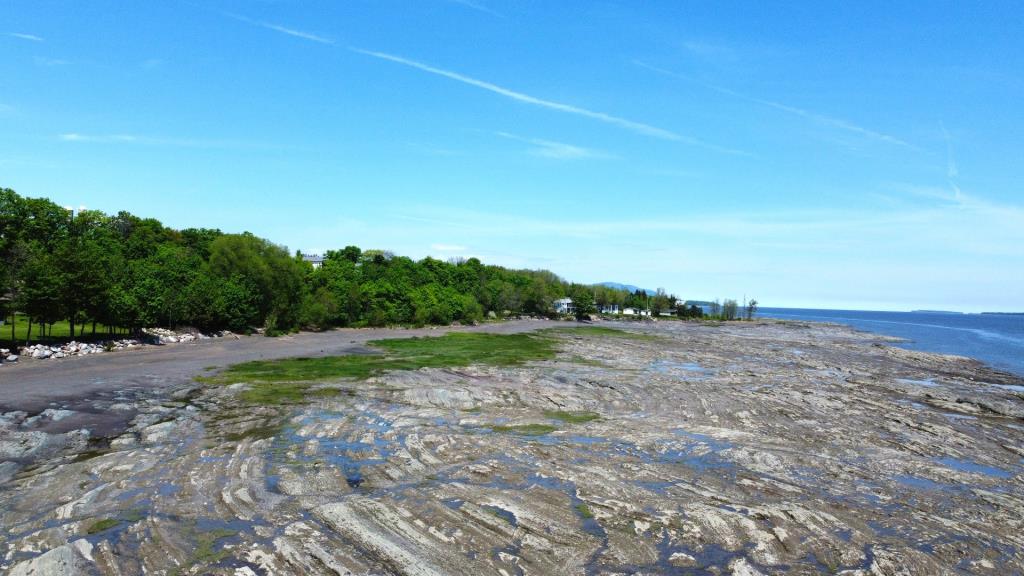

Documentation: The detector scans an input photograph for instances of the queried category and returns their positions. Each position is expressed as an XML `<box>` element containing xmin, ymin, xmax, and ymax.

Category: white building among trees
<box><xmin>553</xmin><ymin>298</ymin><xmax>575</xmax><ymax>314</ymax></box>
<box><xmin>301</xmin><ymin>253</ymin><xmax>325</xmax><ymax>269</ymax></box>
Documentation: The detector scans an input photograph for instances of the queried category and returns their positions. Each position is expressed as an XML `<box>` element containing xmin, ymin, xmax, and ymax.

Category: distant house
<box><xmin>623</xmin><ymin>307</ymin><xmax>651</xmax><ymax>317</ymax></box>
<box><xmin>302</xmin><ymin>253</ymin><xmax>325</xmax><ymax>269</ymax></box>
<box><xmin>553</xmin><ymin>298</ymin><xmax>575</xmax><ymax>315</ymax></box>
<box><xmin>600</xmin><ymin>304</ymin><xmax>620</xmax><ymax>314</ymax></box>
<box><xmin>682</xmin><ymin>301</ymin><xmax>713</xmax><ymax>315</ymax></box>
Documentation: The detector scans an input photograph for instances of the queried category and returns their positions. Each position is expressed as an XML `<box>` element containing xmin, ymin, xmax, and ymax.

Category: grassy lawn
<box><xmin>1</xmin><ymin>313</ymin><xmax>127</xmax><ymax>348</ymax></box>
<box><xmin>203</xmin><ymin>325</ymin><xmax>645</xmax><ymax>405</ymax></box>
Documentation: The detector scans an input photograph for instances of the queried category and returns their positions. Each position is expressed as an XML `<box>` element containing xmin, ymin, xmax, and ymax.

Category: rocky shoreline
<box><xmin>1</xmin><ymin>320</ymin><xmax>1023</xmax><ymax>575</ymax></box>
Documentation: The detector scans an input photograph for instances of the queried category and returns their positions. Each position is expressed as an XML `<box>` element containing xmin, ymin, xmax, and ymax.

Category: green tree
<box><xmin>745</xmin><ymin>299</ymin><xmax>758</xmax><ymax>321</ymax></box>
<box><xmin>20</xmin><ymin>243</ymin><xmax>63</xmax><ymax>343</ymax></box>
<box><xmin>722</xmin><ymin>299</ymin><xmax>739</xmax><ymax>321</ymax></box>
<box><xmin>208</xmin><ymin>233</ymin><xmax>305</xmax><ymax>332</ymax></box>
<box><xmin>571</xmin><ymin>291</ymin><xmax>596</xmax><ymax>321</ymax></box>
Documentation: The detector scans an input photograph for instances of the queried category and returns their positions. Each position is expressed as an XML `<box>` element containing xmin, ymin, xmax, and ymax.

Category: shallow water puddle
<box><xmin>894</xmin><ymin>474</ymin><xmax>955</xmax><ymax>491</ymax></box>
<box><xmin>650</xmin><ymin>359</ymin><xmax>713</xmax><ymax>379</ymax></box>
<box><xmin>897</xmin><ymin>377</ymin><xmax>940</xmax><ymax>388</ymax></box>
<box><xmin>935</xmin><ymin>456</ymin><xmax>1012</xmax><ymax>479</ymax></box>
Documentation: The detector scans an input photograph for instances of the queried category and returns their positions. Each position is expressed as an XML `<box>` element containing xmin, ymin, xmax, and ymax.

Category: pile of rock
<box><xmin>0</xmin><ymin>348</ymin><xmax>18</xmax><ymax>365</ymax></box>
<box><xmin>144</xmin><ymin>327</ymin><xmax>231</xmax><ymax>344</ymax></box>
<box><xmin>145</xmin><ymin>327</ymin><xmax>194</xmax><ymax>344</ymax></box>
<box><xmin>5</xmin><ymin>328</ymin><xmax>232</xmax><ymax>364</ymax></box>
<box><xmin>20</xmin><ymin>340</ymin><xmax>114</xmax><ymax>360</ymax></box>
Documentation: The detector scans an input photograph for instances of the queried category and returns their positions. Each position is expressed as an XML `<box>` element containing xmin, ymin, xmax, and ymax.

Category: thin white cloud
<box><xmin>60</xmin><ymin>133</ymin><xmax>137</xmax><ymax>143</ymax></box>
<box><xmin>58</xmin><ymin>133</ymin><xmax>276</xmax><ymax>149</ymax></box>
<box><xmin>227</xmin><ymin>13</ymin><xmax>335</xmax><ymax>45</ymax></box>
<box><xmin>447</xmin><ymin>0</ymin><xmax>505</xmax><ymax>18</ymax></box>
<box><xmin>635</xmin><ymin>61</ymin><xmax>914</xmax><ymax>149</ymax></box>
<box><xmin>353</xmin><ymin>48</ymin><xmax>749</xmax><ymax>156</ymax></box>
<box><xmin>0</xmin><ymin>102</ymin><xmax>14</xmax><ymax>114</ymax></box>
<box><xmin>682</xmin><ymin>40</ymin><xmax>736</xmax><ymax>60</ymax></box>
<box><xmin>287</xmin><ymin>190</ymin><xmax>1024</xmax><ymax>310</ymax></box>
<box><xmin>496</xmin><ymin>131</ymin><xmax>612</xmax><ymax>160</ymax></box>
<box><xmin>35</xmin><ymin>57</ymin><xmax>68</xmax><ymax>66</ymax></box>
<box><xmin>431</xmin><ymin>243</ymin><xmax>468</xmax><ymax>252</ymax></box>
<box><xmin>391</xmin><ymin>190</ymin><xmax>1024</xmax><ymax>259</ymax></box>
<box><xmin>7</xmin><ymin>32</ymin><xmax>44</xmax><ymax>42</ymax></box>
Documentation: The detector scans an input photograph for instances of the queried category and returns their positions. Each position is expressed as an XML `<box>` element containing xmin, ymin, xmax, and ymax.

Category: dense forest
<box><xmin>1</xmin><ymin>188</ymin><xmax>679</xmax><ymax>341</ymax></box>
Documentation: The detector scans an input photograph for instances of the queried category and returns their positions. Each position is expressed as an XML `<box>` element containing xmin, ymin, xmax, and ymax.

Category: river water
<box><xmin>757</xmin><ymin>308</ymin><xmax>1024</xmax><ymax>376</ymax></box>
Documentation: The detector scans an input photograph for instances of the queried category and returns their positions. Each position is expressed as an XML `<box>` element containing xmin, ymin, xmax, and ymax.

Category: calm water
<box><xmin>757</xmin><ymin>308</ymin><xmax>1024</xmax><ymax>377</ymax></box>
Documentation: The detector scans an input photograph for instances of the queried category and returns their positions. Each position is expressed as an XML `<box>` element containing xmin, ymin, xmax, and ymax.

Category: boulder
<box><xmin>8</xmin><ymin>543</ymin><xmax>88</xmax><ymax>576</ymax></box>
<box><xmin>141</xmin><ymin>420</ymin><xmax>178</xmax><ymax>444</ymax></box>
<box><xmin>41</xmin><ymin>409</ymin><xmax>75</xmax><ymax>422</ymax></box>
<box><xmin>0</xmin><ymin>430</ymin><xmax>50</xmax><ymax>460</ymax></box>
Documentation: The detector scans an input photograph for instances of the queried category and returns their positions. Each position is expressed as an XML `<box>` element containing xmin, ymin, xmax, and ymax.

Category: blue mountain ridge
<box><xmin>598</xmin><ymin>282</ymin><xmax>657</xmax><ymax>295</ymax></box>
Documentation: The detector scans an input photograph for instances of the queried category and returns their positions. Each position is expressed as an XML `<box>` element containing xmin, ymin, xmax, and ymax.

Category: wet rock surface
<box><xmin>2</xmin><ymin>320</ymin><xmax>1023</xmax><ymax>575</ymax></box>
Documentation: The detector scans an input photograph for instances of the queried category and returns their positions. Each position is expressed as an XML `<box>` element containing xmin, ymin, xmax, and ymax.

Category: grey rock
<box><xmin>0</xmin><ymin>460</ymin><xmax>20</xmax><ymax>484</ymax></box>
<box><xmin>0</xmin><ymin>430</ymin><xmax>49</xmax><ymax>459</ymax></box>
<box><xmin>8</xmin><ymin>544</ymin><xmax>86</xmax><ymax>576</ymax></box>
<box><xmin>141</xmin><ymin>420</ymin><xmax>178</xmax><ymax>443</ymax></box>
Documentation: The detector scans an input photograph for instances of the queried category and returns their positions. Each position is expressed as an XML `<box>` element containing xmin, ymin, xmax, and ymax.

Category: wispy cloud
<box><xmin>496</xmin><ymin>131</ymin><xmax>612</xmax><ymax>160</ymax></box>
<box><xmin>447</xmin><ymin>0</ymin><xmax>505</xmax><ymax>18</ymax></box>
<box><xmin>58</xmin><ymin>133</ymin><xmax>276</xmax><ymax>149</ymax></box>
<box><xmin>222</xmin><ymin>12</ymin><xmax>745</xmax><ymax>155</ymax></box>
<box><xmin>35</xmin><ymin>57</ymin><xmax>68</xmax><ymax>67</ymax></box>
<box><xmin>60</xmin><ymin>133</ymin><xmax>137</xmax><ymax>143</ymax></box>
<box><xmin>353</xmin><ymin>48</ymin><xmax>748</xmax><ymax>156</ymax></box>
<box><xmin>7</xmin><ymin>32</ymin><xmax>44</xmax><ymax>42</ymax></box>
<box><xmin>226</xmin><ymin>13</ymin><xmax>335</xmax><ymax>45</ymax></box>
<box><xmin>393</xmin><ymin>189</ymin><xmax>1024</xmax><ymax>259</ymax></box>
<box><xmin>289</xmin><ymin>191</ymin><xmax>1024</xmax><ymax>310</ymax></box>
<box><xmin>431</xmin><ymin>243</ymin><xmax>468</xmax><ymax>252</ymax></box>
<box><xmin>0</xmin><ymin>102</ymin><xmax>14</xmax><ymax>115</ymax></box>
<box><xmin>681</xmin><ymin>40</ymin><xmax>736</xmax><ymax>60</ymax></box>
<box><xmin>635</xmin><ymin>61</ymin><xmax>914</xmax><ymax>149</ymax></box>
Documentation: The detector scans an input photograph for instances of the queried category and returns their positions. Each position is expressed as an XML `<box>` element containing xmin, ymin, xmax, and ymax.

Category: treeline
<box><xmin>1</xmin><ymin>188</ymin><xmax>668</xmax><ymax>340</ymax></box>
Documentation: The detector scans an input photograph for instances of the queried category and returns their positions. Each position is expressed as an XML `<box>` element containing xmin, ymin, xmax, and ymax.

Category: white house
<box><xmin>600</xmin><ymin>304</ymin><xmax>620</xmax><ymax>314</ymax></box>
<box><xmin>623</xmin><ymin>307</ymin><xmax>651</xmax><ymax>317</ymax></box>
<box><xmin>553</xmin><ymin>298</ymin><xmax>575</xmax><ymax>315</ymax></box>
<box><xmin>302</xmin><ymin>253</ymin><xmax>325</xmax><ymax>269</ymax></box>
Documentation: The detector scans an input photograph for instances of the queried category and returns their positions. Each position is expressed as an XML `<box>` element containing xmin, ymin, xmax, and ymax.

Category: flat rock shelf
<box><xmin>2</xmin><ymin>320</ymin><xmax>1023</xmax><ymax>575</ymax></box>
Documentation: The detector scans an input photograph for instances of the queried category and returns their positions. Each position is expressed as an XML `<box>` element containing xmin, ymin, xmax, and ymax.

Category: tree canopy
<box><xmin>2</xmin><ymin>188</ymin><xmax>672</xmax><ymax>340</ymax></box>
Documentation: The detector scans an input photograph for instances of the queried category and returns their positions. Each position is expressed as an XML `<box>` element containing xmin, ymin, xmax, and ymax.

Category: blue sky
<box><xmin>2</xmin><ymin>1</ymin><xmax>1022</xmax><ymax>311</ymax></box>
